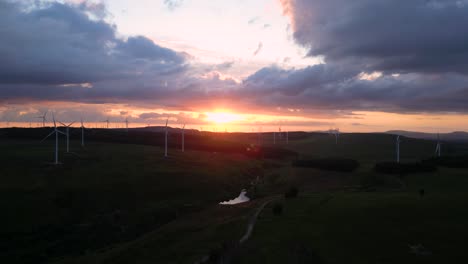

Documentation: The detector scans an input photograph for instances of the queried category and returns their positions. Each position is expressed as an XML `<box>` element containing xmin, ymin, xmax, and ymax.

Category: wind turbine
<box><xmin>80</xmin><ymin>118</ymin><xmax>85</xmax><ymax>147</ymax></box>
<box><xmin>41</xmin><ymin>113</ymin><xmax>66</xmax><ymax>165</ymax></box>
<box><xmin>165</xmin><ymin>118</ymin><xmax>169</xmax><ymax>157</ymax></box>
<box><xmin>435</xmin><ymin>133</ymin><xmax>441</xmax><ymax>157</ymax></box>
<box><xmin>36</xmin><ymin>111</ymin><xmax>48</xmax><ymax>127</ymax></box>
<box><xmin>59</xmin><ymin>121</ymin><xmax>75</xmax><ymax>153</ymax></box>
<box><xmin>102</xmin><ymin>118</ymin><xmax>110</xmax><ymax>129</ymax></box>
<box><xmin>181</xmin><ymin>124</ymin><xmax>186</xmax><ymax>152</ymax></box>
<box><xmin>335</xmin><ymin>128</ymin><xmax>340</xmax><ymax>144</ymax></box>
<box><xmin>396</xmin><ymin>135</ymin><xmax>401</xmax><ymax>163</ymax></box>
<box><xmin>125</xmin><ymin>118</ymin><xmax>129</xmax><ymax>132</ymax></box>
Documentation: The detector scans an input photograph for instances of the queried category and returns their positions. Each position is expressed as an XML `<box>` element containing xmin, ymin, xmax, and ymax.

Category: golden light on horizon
<box><xmin>205</xmin><ymin>111</ymin><xmax>243</xmax><ymax>124</ymax></box>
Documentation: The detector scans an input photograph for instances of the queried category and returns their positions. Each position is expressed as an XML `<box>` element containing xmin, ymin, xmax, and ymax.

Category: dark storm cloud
<box><xmin>1</xmin><ymin>0</ymin><xmax>468</xmax><ymax>119</ymax></box>
<box><xmin>241</xmin><ymin>65</ymin><xmax>468</xmax><ymax>113</ymax></box>
<box><xmin>281</xmin><ymin>0</ymin><xmax>468</xmax><ymax>74</ymax></box>
<box><xmin>0</xmin><ymin>1</ymin><xmax>187</xmax><ymax>86</ymax></box>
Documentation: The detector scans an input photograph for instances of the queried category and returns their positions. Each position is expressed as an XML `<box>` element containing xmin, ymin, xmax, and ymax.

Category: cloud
<box><xmin>1</xmin><ymin>0</ymin><xmax>468</xmax><ymax>124</ymax></box>
<box><xmin>163</xmin><ymin>0</ymin><xmax>184</xmax><ymax>11</ymax></box>
<box><xmin>248</xmin><ymin>16</ymin><xmax>260</xmax><ymax>25</ymax></box>
<box><xmin>0</xmin><ymin>1</ymin><xmax>193</xmax><ymax>103</ymax></box>
<box><xmin>280</xmin><ymin>0</ymin><xmax>468</xmax><ymax>75</ymax></box>
<box><xmin>241</xmin><ymin>65</ymin><xmax>468</xmax><ymax>113</ymax></box>
<box><xmin>253</xmin><ymin>42</ymin><xmax>263</xmax><ymax>56</ymax></box>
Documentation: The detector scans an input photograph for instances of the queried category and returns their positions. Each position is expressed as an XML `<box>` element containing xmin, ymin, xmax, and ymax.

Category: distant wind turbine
<box><xmin>41</xmin><ymin>113</ymin><xmax>66</xmax><ymax>165</ymax></box>
<box><xmin>59</xmin><ymin>121</ymin><xmax>75</xmax><ymax>153</ymax></box>
<box><xmin>396</xmin><ymin>135</ymin><xmax>401</xmax><ymax>163</ymax></box>
<box><xmin>435</xmin><ymin>133</ymin><xmax>441</xmax><ymax>157</ymax></box>
<box><xmin>36</xmin><ymin>111</ymin><xmax>48</xmax><ymax>127</ymax></box>
<box><xmin>181</xmin><ymin>124</ymin><xmax>186</xmax><ymax>152</ymax></box>
<box><xmin>80</xmin><ymin>118</ymin><xmax>85</xmax><ymax>147</ymax></box>
<box><xmin>165</xmin><ymin>118</ymin><xmax>169</xmax><ymax>157</ymax></box>
<box><xmin>125</xmin><ymin>117</ymin><xmax>129</xmax><ymax>132</ymax></box>
<box><xmin>102</xmin><ymin>118</ymin><xmax>110</xmax><ymax>129</ymax></box>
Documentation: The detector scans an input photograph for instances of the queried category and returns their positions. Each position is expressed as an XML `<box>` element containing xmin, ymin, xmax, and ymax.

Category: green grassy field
<box><xmin>1</xmin><ymin>130</ymin><xmax>468</xmax><ymax>264</ymax></box>
<box><xmin>0</xmin><ymin>137</ymin><xmax>262</xmax><ymax>263</ymax></box>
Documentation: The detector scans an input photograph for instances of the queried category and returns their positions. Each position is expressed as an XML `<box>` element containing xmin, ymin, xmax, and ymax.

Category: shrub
<box><xmin>292</xmin><ymin>158</ymin><xmax>359</xmax><ymax>172</ymax></box>
<box><xmin>285</xmin><ymin>187</ymin><xmax>299</xmax><ymax>199</ymax></box>
<box><xmin>272</xmin><ymin>202</ymin><xmax>283</xmax><ymax>216</ymax></box>
<box><xmin>424</xmin><ymin>156</ymin><xmax>468</xmax><ymax>168</ymax></box>
<box><xmin>374</xmin><ymin>161</ymin><xmax>437</xmax><ymax>174</ymax></box>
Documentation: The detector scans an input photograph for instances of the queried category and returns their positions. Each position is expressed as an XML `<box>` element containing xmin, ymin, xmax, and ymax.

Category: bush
<box><xmin>374</xmin><ymin>161</ymin><xmax>437</xmax><ymax>174</ymax></box>
<box><xmin>292</xmin><ymin>158</ymin><xmax>359</xmax><ymax>172</ymax></box>
<box><xmin>424</xmin><ymin>156</ymin><xmax>468</xmax><ymax>168</ymax></box>
<box><xmin>285</xmin><ymin>187</ymin><xmax>299</xmax><ymax>199</ymax></box>
<box><xmin>272</xmin><ymin>203</ymin><xmax>283</xmax><ymax>216</ymax></box>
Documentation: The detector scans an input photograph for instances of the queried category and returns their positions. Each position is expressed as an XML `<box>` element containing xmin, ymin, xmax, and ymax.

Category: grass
<box><xmin>234</xmin><ymin>183</ymin><xmax>468</xmax><ymax>263</ymax></box>
<box><xmin>1</xmin><ymin>130</ymin><xmax>468</xmax><ymax>263</ymax></box>
<box><xmin>0</xmin><ymin>138</ymin><xmax>261</xmax><ymax>263</ymax></box>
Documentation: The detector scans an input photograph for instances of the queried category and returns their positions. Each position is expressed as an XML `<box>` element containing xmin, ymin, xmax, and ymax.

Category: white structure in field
<box><xmin>396</xmin><ymin>135</ymin><xmax>401</xmax><ymax>163</ymax></box>
<box><xmin>41</xmin><ymin>113</ymin><xmax>66</xmax><ymax>165</ymax></box>
<box><xmin>435</xmin><ymin>134</ymin><xmax>441</xmax><ymax>157</ymax></box>
<box><xmin>181</xmin><ymin>124</ymin><xmax>186</xmax><ymax>152</ymax></box>
<box><xmin>80</xmin><ymin>118</ymin><xmax>85</xmax><ymax>147</ymax></box>
<box><xmin>165</xmin><ymin>118</ymin><xmax>169</xmax><ymax>157</ymax></box>
<box><xmin>59</xmin><ymin>121</ymin><xmax>75</xmax><ymax>153</ymax></box>
<box><xmin>329</xmin><ymin>128</ymin><xmax>340</xmax><ymax>144</ymax></box>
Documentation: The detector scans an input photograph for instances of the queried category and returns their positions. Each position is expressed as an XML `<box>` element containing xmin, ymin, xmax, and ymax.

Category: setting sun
<box><xmin>205</xmin><ymin>112</ymin><xmax>243</xmax><ymax>124</ymax></box>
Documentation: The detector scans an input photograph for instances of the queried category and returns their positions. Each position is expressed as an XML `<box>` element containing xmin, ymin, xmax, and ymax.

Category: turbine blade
<box><xmin>59</xmin><ymin>121</ymin><xmax>66</xmax><ymax>127</ymax></box>
<box><xmin>40</xmin><ymin>131</ymin><xmax>55</xmax><ymax>142</ymax></box>
<box><xmin>56</xmin><ymin>129</ymin><xmax>66</xmax><ymax>135</ymax></box>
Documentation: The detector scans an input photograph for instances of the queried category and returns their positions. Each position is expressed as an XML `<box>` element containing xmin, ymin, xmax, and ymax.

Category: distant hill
<box><xmin>386</xmin><ymin>130</ymin><xmax>468</xmax><ymax>142</ymax></box>
<box><xmin>131</xmin><ymin>126</ymin><xmax>199</xmax><ymax>133</ymax></box>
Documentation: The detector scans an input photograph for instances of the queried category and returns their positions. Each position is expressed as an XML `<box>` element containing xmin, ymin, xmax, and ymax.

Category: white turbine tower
<box><xmin>80</xmin><ymin>118</ymin><xmax>85</xmax><ymax>147</ymax></box>
<box><xmin>59</xmin><ymin>121</ymin><xmax>75</xmax><ymax>153</ymax></box>
<box><xmin>335</xmin><ymin>128</ymin><xmax>340</xmax><ymax>145</ymax></box>
<box><xmin>41</xmin><ymin>113</ymin><xmax>66</xmax><ymax>165</ymax></box>
<box><xmin>36</xmin><ymin>111</ymin><xmax>48</xmax><ymax>127</ymax></box>
<box><xmin>165</xmin><ymin>118</ymin><xmax>169</xmax><ymax>157</ymax></box>
<box><xmin>435</xmin><ymin>133</ymin><xmax>441</xmax><ymax>157</ymax></box>
<box><xmin>396</xmin><ymin>135</ymin><xmax>401</xmax><ymax>163</ymax></box>
<box><xmin>181</xmin><ymin>124</ymin><xmax>186</xmax><ymax>152</ymax></box>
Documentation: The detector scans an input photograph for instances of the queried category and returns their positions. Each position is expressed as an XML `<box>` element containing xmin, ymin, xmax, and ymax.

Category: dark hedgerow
<box><xmin>292</xmin><ymin>158</ymin><xmax>360</xmax><ymax>172</ymax></box>
<box><xmin>272</xmin><ymin>202</ymin><xmax>283</xmax><ymax>216</ymax></box>
<box><xmin>424</xmin><ymin>156</ymin><xmax>468</xmax><ymax>168</ymax></box>
<box><xmin>374</xmin><ymin>161</ymin><xmax>437</xmax><ymax>174</ymax></box>
<box><xmin>285</xmin><ymin>187</ymin><xmax>299</xmax><ymax>199</ymax></box>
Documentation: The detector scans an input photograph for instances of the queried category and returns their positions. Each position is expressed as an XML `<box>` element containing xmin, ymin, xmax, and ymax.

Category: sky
<box><xmin>1</xmin><ymin>0</ymin><xmax>468</xmax><ymax>132</ymax></box>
